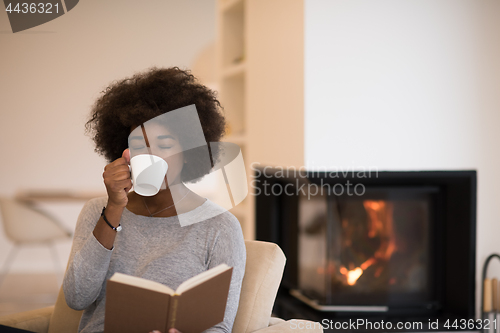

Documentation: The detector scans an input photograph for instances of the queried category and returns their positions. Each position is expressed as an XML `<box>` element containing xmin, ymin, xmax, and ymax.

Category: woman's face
<box><xmin>129</xmin><ymin>122</ymin><xmax>185</xmax><ymax>188</ymax></box>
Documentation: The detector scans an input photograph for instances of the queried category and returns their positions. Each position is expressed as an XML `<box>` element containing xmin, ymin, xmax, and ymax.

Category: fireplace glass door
<box><xmin>298</xmin><ymin>186</ymin><xmax>438</xmax><ymax>307</ymax></box>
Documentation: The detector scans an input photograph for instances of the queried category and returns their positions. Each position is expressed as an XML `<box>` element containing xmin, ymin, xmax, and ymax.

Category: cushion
<box><xmin>232</xmin><ymin>240</ymin><xmax>286</xmax><ymax>333</ymax></box>
<box><xmin>255</xmin><ymin>320</ymin><xmax>323</xmax><ymax>332</ymax></box>
<box><xmin>47</xmin><ymin>286</ymin><xmax>82</xmax><ymax>333</ymax></box>
<box><xmin>48</xmin><ymin>251</ymin><xmax>82</xmax><ymax>333</ymax></box>
<box><xmin>0</xmin><ymin>306</ymin><xmax>53</xmax><ymax>333</ymax></box>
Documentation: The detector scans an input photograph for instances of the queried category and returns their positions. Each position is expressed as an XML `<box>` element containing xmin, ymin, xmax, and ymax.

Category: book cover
<box><xmin>104</xmin><ymin>264</ymin><xmax>233</xmax><ymax>333</ymax></box>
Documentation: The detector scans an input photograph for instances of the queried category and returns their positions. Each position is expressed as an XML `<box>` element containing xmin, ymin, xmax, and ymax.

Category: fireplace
<box><xmin>254</xmin><ymin>169</ymin><xmax>476</xmax><ymax>327</ymax></box>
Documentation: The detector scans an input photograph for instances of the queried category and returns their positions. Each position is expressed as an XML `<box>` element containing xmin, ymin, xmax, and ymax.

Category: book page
<box><xmin>176</xmin><ymin>264</ymin><xmax>231</xmax><ymax>294</ymax></box>
<box><xmin>110</xmin><ymin>272</ymin><xmax>175</xmax><ymax>295</ymax></box>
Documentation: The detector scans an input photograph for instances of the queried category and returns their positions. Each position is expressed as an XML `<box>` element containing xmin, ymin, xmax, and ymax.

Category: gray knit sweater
<box><xmin>63</xmin><ymin>196</ymin><xmax>246</xmax><ymax>333</ymax></box>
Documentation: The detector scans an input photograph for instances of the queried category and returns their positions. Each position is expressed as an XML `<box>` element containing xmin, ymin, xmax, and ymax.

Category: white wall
<box><xmin>305</xmin><ymin>0</ymin><xmax>500</xmax><ymax>316</ymax></box>
<box><xmin>0</xmin><ymin>0</ymin><xmax>216</xmax><ymax>273</ymax></box>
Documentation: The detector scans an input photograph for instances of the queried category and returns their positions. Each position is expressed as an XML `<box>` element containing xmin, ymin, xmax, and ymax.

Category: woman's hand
<box><xmin>149</xmin><ymin>329</ymin><xmax>181</xmax><ymax>333</ymax></box>
<box><xmin>103</xmin><ymin>149</ymin><xmax>132</xmax><ymax>208</ymax></box>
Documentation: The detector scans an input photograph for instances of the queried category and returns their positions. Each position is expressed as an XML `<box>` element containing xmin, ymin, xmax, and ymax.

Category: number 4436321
<box><xmin>444</xmin><ymin>318</ymin><xmax>496</xmax><ymax>330</ymax></box>
<box><xmin>5</xmin><ymin>2</ymin><xmax>59</xmax><ymax>14</ymax></box>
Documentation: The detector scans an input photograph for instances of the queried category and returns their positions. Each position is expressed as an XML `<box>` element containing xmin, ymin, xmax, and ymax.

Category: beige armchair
<box><xmin>0</xmin><ymin>240</ymin><xmax>322</xmax><ymax>332</ymax></box>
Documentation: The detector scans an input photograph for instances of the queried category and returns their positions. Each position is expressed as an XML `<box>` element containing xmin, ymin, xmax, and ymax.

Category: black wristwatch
<box><xmin>101</xmin><ymin>207</ymin><xmax>122</xmax><ymax>232</ymax></box>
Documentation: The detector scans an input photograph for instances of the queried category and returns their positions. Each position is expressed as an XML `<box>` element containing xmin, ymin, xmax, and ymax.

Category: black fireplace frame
<box><xmin>254</xmin><ymin>168</ymin><xmax>477</xmax><ymax>328</ymax></box>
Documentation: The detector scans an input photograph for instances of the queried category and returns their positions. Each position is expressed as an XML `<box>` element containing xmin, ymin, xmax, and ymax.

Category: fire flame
<box><xmin>334</xmin><ymin>199</ymin><xmax>398</xmax><ymax>287</ymax></box>
<box><xmin>363</xmin><ymin>200</ymin><xmax>396</xmax><ymax>260</ymax></box>
<box><xmin>339</xmin><ymin>257</ymin><xmax>377</xmax><ymax>285</ymax></box>
<box><xmin>340</xmin><ymin>267</ymin><xmax>363</xmax><ymax>285</ymax></box>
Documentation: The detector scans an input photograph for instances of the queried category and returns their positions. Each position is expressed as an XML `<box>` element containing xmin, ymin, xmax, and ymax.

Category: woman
<box><xmin>63</xmin><ymin>67</ymin><xmax>246</xmax><ymax>333</ymax></box>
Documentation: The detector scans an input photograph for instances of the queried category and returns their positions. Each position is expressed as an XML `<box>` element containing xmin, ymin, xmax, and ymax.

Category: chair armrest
<box><xmin>269</xmin><ymin>317</ymin><xmax>286</xmax><ymax>326</ymax></box>
<box><xmin>0</xmin><ymin>306</ymin><xmax>54</xmax><ymax>333</ymax></box>
<box><xmin>254</xmin><ymin>319</ymin><xmax>323</xmax><ymax>332</ymax></box>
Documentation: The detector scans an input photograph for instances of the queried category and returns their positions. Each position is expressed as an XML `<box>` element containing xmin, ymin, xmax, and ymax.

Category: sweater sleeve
<box><xmin>203</xmin><ymin>213</ymin><xmax>246</xmax><ymax>333</ymax></box>
<box><xmin>63</xmin><ymin>197</ymin><xmax>114</xmax><ymax>311</ymax></box>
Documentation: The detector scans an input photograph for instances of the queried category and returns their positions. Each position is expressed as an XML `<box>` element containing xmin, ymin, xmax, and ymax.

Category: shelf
<box><xmin>223</xmin><ymin>133</ymin><xmax>246</xmax><ymax>145</ymax></box>
<box><xmin>222</xmin><ymin>62</ymin><xmax>246</xmax><ymax>79</ymax></box>
<box><xmin>220</xmin><ymin>0</ymin><xmax>244</xmax><ymax>69</ymax></box>
<box><xmin>220</xmin><ymin>0</ymin><xmax>243</xmax><ymax>14</ymax></box>
<box><xmin>220</xmin><ymin>74</ymin><xmax>245</xmax><ymax>134</ymax></box>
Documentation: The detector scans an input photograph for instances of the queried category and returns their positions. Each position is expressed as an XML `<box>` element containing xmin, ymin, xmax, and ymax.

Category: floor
<box><xmin>0</xmin><ymin>273</ymin><xmax>60</xmax><ymax>317</ymax></box>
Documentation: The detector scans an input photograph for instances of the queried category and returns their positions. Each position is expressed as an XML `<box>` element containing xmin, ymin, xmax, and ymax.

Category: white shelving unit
<box><xmin>217</xmin><ymin>0</ymin><xmax>251</xmax><ymax>238</ymax></box>
<box><xmin>217</xmin><ymin>0</ymin><xmax>305</xmax><ymax>240</ymax></box>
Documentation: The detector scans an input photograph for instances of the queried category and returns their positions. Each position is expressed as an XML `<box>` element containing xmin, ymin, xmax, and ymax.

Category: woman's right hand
<box><xmin>103</xmin><ymin>149</ymin><xmax>132</xmax><ymax>208</ymax></box>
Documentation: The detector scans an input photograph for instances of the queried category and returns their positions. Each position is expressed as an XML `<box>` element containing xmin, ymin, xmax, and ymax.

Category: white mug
<box><xmin>129</xmin><ymin>154</ymin><xmax>168</xmax><ymax>196</ymax></box>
